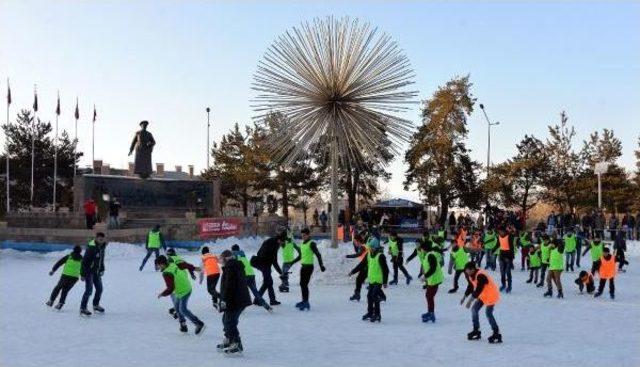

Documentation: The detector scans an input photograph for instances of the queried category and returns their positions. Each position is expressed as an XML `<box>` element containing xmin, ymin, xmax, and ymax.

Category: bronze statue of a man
<box><xmin>128</xmin><ymin>120</ymin><xmax>156</xmax><ymax>179</ymax></box>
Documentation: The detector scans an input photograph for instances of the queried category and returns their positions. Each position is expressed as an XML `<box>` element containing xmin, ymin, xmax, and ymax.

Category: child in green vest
<box><xmin>296</xmin><ymin>228</ymin><xmax>326</xmax><ymax>311</ymax></box>
<box><xmin>386</xmin><ymin>230</ymin><xmax>412</xmax><ymax>285</ymax></box>
<box><xmin>483</xmin><ymin>228</ymin><xmax>498</xmax><ymax>271</ymax></box>
<box><xmin>563</xmin><ymin>229</ymin><xmax>577</xmax><ymax>272</ymax></box>
<box><xmin>536</xmin><ymin>235</ymin><xmax>551</xmax><ymax>288</ymax></box>
<box><xmin>139</xmin><ymin>225</ymin><xmax>166</xmax><ymax>271</ymax></box>
<box><xmin>279</xmin><ymin>233</ymin><xmax>301</xmax><ymax>293</ymax></box>
<box><xmin>406</xmin><ymin>230</ymin><xmax>430</xmax><ymax>278</ymax></box>
<box><xmin>46</xmin><ymin>245</ymin><xmax>83</xmax><ymax>310</ymax></box>
<box><xmin>526</xmin><ymin>245</ymin><xmax>542</xmax><ymax>284</ymax></box>
<box><xmin>155</xmin><ymin>255</ymin><xmax>206</xmax><ymax>335</ymax></box>
<box><xmin>544</xmin><ymin>239</ymin><xmax>565</xmax><ymax>298</ymax></box>
<box><xmin>448</xmin><ymin>245</ymin><xmax>469</xmax><ymax>293</ymax></box>
<box><xmin>349</xmin><ymin>238</ymin><xmax>389</xmax><ymax>322</ymax></box>
<box><xmin>519</xmin><ymin>231</ymin><xmax>532</xmax><ymax>271</ymax></box>
<box><xmin>581</xmin><ymin>236</ymin><xmax>604</xmax><ymax>275</ymax></box>
<box><xmin>421</xmin><ymin>242</ymin><xmax>444</xmax><ymax>323</ymax></box>
<box><xmin>231</xmin><ymin>244</ymin><xmax>272</xmax><ymax>312</ymax></box>
<box><xmin>346</xmin><ymin>233</ymin><xmax>370</xmax><ymax>301</ymax></box>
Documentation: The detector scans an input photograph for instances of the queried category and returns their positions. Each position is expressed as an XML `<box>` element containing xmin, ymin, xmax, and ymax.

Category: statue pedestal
<box><xmin>73</xmin><ymin>174</ymin><xmax>220</xmax><ymax>218</ymax></box>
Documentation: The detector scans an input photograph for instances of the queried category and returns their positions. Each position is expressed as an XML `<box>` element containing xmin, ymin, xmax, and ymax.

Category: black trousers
<box><xmin>391</xmin><ymin>255</ymin><xmax>411</xmax><ymax>281</ymax></box>
<box><xmin>206</xmin><ymin>274</ymin><xmax>220</xmax><ymax>302</ymax></box>
<box><xmin>575</xmin><ymin>277</ymin><xmax>595</xmax><ymax>293</ymax></box>
<box><xmin>597</xmin><ymin>278</ymin><xmax>615</xmax><ymax>296</ymax></box>
<box><xmin>300</xmin><ymin>265</ymin><xmax>314</xmax><ymax>302</ymax></box>
<box><xmin>49</xmin><ymin>275</ymin><xmax>78</xmax><ymax>304</ymax></box>
<box><xmin>451</xmin><ymin>269</ymin><xmax>463</xmax><ymax>290</ymax></box>
<box><xmin>257</xmin><ymin>265</ymin><xmax>277</xmax><ymax>303</ymax></box>
<box><xmin>537</xmin><ymin>264</ymin><xmax>548</xmax><ymax>286</ymax></box>
<box><xmin>591</xmin><ymin>260</ymin><xmax>601</xmax><ymax>276</ymax></box>
<box><xmin>222</xmin><ymin>308</ymin><xmax>243</xmax><ymax>342</ymax></box>
<box><xmin>367</xmin><ymin>284</ymin><xmax>383</xmax><ymax>316</ymax></box>
<box><xmin>354</xmin><ymin>269</ymin><xmax>366</xmax><ymax>295</ymax></box>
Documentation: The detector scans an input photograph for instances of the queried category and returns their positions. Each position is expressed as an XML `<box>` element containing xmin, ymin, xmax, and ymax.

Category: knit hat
<box><xmin>368</xmin><ymin>238</ymin><xmax>381</xmax><ymax>250</ymax></box>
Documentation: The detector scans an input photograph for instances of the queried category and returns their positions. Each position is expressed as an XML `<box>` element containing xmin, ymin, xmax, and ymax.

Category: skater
<box><xmin>231</xmin><ymin>244</ymin><xmax>271</xmax><ymax>312</ymax></box>
<box><xmin>614</xmin><ymin>230</ymin><xmax>629</xmax><ymax>272</ymax></box>
<box><xmin>497</xmin><ymin>229</ymin><xmax>515</xmax><ymax>293</ymax></box>
<box><xmin>448</xmin><ymin>244</ymin><xmax>469</xmax><ymax>293</ymax></box>
<box><xmin>420</xmin><ymin>242</ymin><xmax>443</xmax><ymax>323</ymax></box>
<box><xmin>155</xmin><ymin>255</ymin><xmax>206</xmax><ymax>335</ymax></box>
<box><xmin>139</xmin><ymin>225</ymin><xmax>166</xmax><ymax>271</ymax></box>
<box><xmin>199</xmin><ymin>246</ymin><xmax>221</xmax><ymax>308</ymax></box>
<box><xmin>594</xmin><ymin>247</ymin><xmax>617</xmax><ymax>299</ymax></box>
<box><xmin>563</xmin><ymin>229</ymin><xmax>577</xmax><ymax>272</ymax></box>
<box><xmin>483</xmin><ymin>228</ymin><xmax>498</xmax><ymax>271</ymax></box>
<box><xmin>79</xmin><ymin>233</ymin><xmax>108</xmax><ymax>316</ymax></box>
<box><xmin>217</xmin><ymin>249</ymin><xmax>252</xmax><ymax>355</ymax></box>
<box><xmin>406</xmin><ymin>231</ymin><xmax>430</xmax><ymax>278</ymax></box>
<box><xmin>469</xmin><ymin>230</ymin><xmax>484</xmax><ymax>267</ymax></box>
<box><xmin>279</xmin><ymin>233</ymin><xmax>301</xmax><ymax>293</ymax></box>
<box><xmin>544</xmin><ymin>239</ymin><xmax>565</xmax><ymax>298</ymax></box>
<box><xmin>582</xmin><ymin>236</ymin><xmax>604</xmax><ymax>275</ymax></box>
<box><xmin>526</xmin><ymin>245</ymin><xmax>541</xmax><ymax>284</ymax></box>
<box><xmin>519</xmin><ymin>231</ymin><xmax>532</xmax><ymax>271</ymax></box>
<box><xmin>461</xmin><ymin>261</ymin><xmax>502</xmax><ymax>343</ymax></box>
<box><xmin>387</xmin><ymin>230</ymin><xmax>412</xmax><ymax>285</ymax></box>
<box><xmin>296</xmin><ymin>228</ymin><xmax>326</xmax><ymax>311</ymax></box>
<box><xmin>575</xmin><ymin>270</ymin><xmax>595</xmax><ymax>294</ymax></box>
<box><xmin>46</xmin><ymin>245</ymin><xmax>83</xmax><ymax>310</ymax></box>
<box><xmin>252</xmin><ymin>233</ymin><xmax>284</xmax><ymax>306</ymax></box>
<box><xmin>346</xmin><ymin>233</ymin><xmax>369</xmax><ymax>301</ymax></box>
<box><xmin>536</xmin><ymin>235</ymin><xmax>551</xmax><ymax>288</ymax></box>
<box><xmin>350</xmin><ymin>238</ymin><xmax>389</xmax><ymax>322</ymax></box>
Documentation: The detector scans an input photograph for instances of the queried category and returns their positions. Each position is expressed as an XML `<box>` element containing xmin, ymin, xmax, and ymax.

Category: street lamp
<box><xmin>594</xmin><ymin>162</ymin><xmax>609</xmax><ymax>209</ymax></box>
<box><xmin>206</xmin><ymin>107</ymin><xmax>211</xmax><ymax>169</ymax></box>
<box><xmin>479</xmin><ymin>103</ymin><xmax>500</xmax><ymax>176</ymax></box>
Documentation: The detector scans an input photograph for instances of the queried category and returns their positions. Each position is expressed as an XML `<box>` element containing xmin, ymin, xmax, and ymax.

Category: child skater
<box><xmin>279</xmin><ymin>233</ymin><xmax>300</xmax><ymax>293</ymax></box>
<box><xmin>199</xmin><ymin>246</ymin><xmax>221</xmax><ymax>309</ymax></box>
<box><xmin>594</xmin><ymin>247</ymin><xmax>617</xmax><ymax>299</ymax></box>
<box><xmin>346</xmin><ymin>233</ymin><xmax>370</xmax><ymax>301</ymax></box>
<box><xmin>421</xmin><ymin>241</ymin><xmax>444</xmax><ymax>323</ymax></box>
<box><xmin>386</xmin><ymin>230</ymin><xmax>412</xmax><ymax>285</ymax></box>
<box><xmin>46</xmin><ymin>245</ymin><xmax>83</xmax><ymax>310</ymax></box>
<box><xmin>461</xmin><ymin>261</ymin><xmax>502</xmax><ymax>343</ymax></box>
<box><xmin>448</xmin><ymin>244</ymin><xmax>470</xmax><ymax>293</ymax></box>
<box><xmin>231</xmin><ymin>244</ymin><xmax>271</xmax><ymax>312</ymax></box>
<box><xmin>349</xmin><ymin>238</ymin><xmax>389</xmax><ymax>322</ymax></box>
<box><xmin>544</xmin><ymin>239</ymin><xmax>565</xmax><ymax>298</ymax></box>
<box><xmin>575</xmin><ymin>271</ymin><xmax>595</xmax><ymax>294</ymax></box>
<box><xmin>296</xmin><ymin>228</ymin><xmax>326</xmax><ymax>310</ymax></box>
<box><xmin>526</xmin><ymin>245</ymin><xmax>541</xmax><ymax>284</ymax></box>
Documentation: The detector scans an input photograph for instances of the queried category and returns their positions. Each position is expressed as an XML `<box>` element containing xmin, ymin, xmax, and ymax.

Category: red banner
<box><xmin>198</xmin><ymin>217</ymin><xmax>242</xmax><ymax>238</ymax></box>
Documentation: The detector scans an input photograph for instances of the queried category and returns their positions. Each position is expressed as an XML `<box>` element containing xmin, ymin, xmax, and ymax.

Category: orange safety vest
<box><xmin>470</xmin><ymin>269</ymin><xmax>500</xmax><ymax>306</ymax></box>
<box><xmin>357</xmin><ymin>245</ymin><xmax>369</xmax><ymax>262</ymax></box>
<box><xmin>599</xmin><ymin>255</ymin><xmax>616</xmax><ymax>280</ymax></box>
<box><xmin>202</xmin><ymin>253</ymin><xmax>220</xmax><ymax>276</ymax></box>
<box><xmin>456</xmin><ymin>229</ymin><xmax>467</xmax><ymax>247</ymax></box>
<box><xmin>581</xmin><ymin>272</ymin><xmax>594</xmax><ymax>285</ymax></box>
<box><xmin>471</xmin><ymin>235</ymin><xmax>482</xmax><ymax>250</ymax></box>
<box><xmin>498</xmin><ymin>235</ymin><xmax>510</xmax><ymax>251</ymax></box>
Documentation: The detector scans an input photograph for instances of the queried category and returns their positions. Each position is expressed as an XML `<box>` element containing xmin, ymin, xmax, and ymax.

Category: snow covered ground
<box><xmin>1</xmin><ymin>237</ymin><xmax>639</xmax><ymax>367</ymax></box>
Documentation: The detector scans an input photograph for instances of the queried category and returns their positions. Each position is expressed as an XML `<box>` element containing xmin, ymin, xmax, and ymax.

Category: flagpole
<box><xmin>31</xmin><ymin>85</ymin><xmax>37</xmax><ymax>207</ymax></box>
<box><xmin>53</xmin><ymin>91</ymin><xmax>59</xmax><ymax>211</ymax></box>
<box><xmin>5</xmin><ymin>78</ymin><xmax>10</xmax><ymax>213</ymax></box>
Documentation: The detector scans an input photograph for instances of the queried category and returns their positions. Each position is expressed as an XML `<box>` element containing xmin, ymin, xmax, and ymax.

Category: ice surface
<box><xmin>1</xmin><ymin>238</ymin><xmax>639</xmax><ymax>367</ymax></box>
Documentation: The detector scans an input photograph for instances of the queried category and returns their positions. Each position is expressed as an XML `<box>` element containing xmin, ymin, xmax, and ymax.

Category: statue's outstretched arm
<box><xmin>129</xmin><ymin>134</ymin><xmax>138</xmax><ymax>155</ymax></box>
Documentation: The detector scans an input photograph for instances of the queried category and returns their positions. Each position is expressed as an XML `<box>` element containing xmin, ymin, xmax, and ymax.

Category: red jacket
<box><xmin>83</xmin><ymin>200</ymin><xmax>97</xmax><ymax>215</ymax></box>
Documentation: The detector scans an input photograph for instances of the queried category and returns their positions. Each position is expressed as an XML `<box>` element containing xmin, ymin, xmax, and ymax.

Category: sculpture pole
<box><xmin>330</xmin><ymin>133</ymin><xmax>338</xmax><ymax>248</ymax></box>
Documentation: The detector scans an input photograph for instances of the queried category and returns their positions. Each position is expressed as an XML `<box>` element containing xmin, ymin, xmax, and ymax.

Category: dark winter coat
<box><xmin>252</xmin><ymin>237</ymin><xmax>283</xmax><ymax>274</ymax></box>
<box><xmin>81</xmin><ymin>241</ymin><xmax>107</xmax><ymax>277</ymax></box>
<box><xmin>220</xmin><ymin>258</ymin><xmax>252</xmax><ymax>311</ymax></box>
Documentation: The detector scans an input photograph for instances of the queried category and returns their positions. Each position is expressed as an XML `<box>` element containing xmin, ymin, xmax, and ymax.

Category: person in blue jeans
<box><xmin>232</xmin><ymin>244</ymin><xmax>272</xmax><ymax>312</ymax></box>
<box><xmin>79</xmin><ymin>233</ymin><xmax>108</xmax><ymax>316</ymax></box>
<box><xmin>217</xmin><ymin>249</ymin><xmax>252</xmax><ymax>354</ymax></box>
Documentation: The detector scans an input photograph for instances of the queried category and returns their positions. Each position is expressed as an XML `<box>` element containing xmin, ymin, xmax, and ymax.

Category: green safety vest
<box><xmin>564</xmin><ymin>235</ymin><xmax>577</xmax><ymax>253</ymax></box>
<box><xmin>237</xmin><ymin>255</ymin><xmax>254</xmax><ymax>276</ymax></box>
<box><xmin>282</xmin><ymin>240</ymin><xmax>296</xmax><ymax>263</ymax></box>
<box><xmin>417</xmin><ymin>248</ymin><xmax>426</xmax><ymax>262</ymax></box>
<box><xmin>529</xmin><ymin>250</ymin><xmax>542</xmax><ymax>268</ymax></box>
<box><xmin>540</xmin><ymin>242</ymin><xmax>551</xmax><ymax>264</ymax></box>
<box><xmin>62</xmin><ymin>255</ymin><xmax>81</xmax><ymax>278</ymax></box>
<box><xmin>169</xmin><ymin>255</ymin><xmax>184</xmax><ymax>264</ymax></box>
<box><xmin>484</xmin><ymin>232</ymin><xmax>497</xmax><ymax>249</ymax></box>
<box><xmin>590</xmin><ymin>242</ymin><xmax>603</xmax><ymax>262</ymax></box>
<box><xmin>437</xmin><ymin>230</ymin><xmax>445</xmax><ymax>239</ymax></box>
<box><xmin>300</xmin><ymin>240</ymin><xmax>314</xmax><ymax>265</ymax></box>
<box><xmin>148</xmin><ymin>231</ymin><xmax>161</xmax><ymax>249</ymax></box>
<box><xmin>519</xmin><ymin>233</ymin><xmax>531</xmax><ymax>247</ymax></box>
<box><xmin>367</xmin><ymin>253</ymin><xmax>383</xmax><ymax>285</ymax></box>
<box><xmin>452</xmin><ymin>247</ymin><xmax>469</xmax><ymax>271</ymax></box>
<box><xmin>421</xmin><ymin>251</ymin><xmax>444</xmax><ymax>286</ymax></box>
<box><xmin>163</xmin><ymin>263</ymin><xmax>191</xmax><ymax>298</ymax></box>
<box><xmin>549</xmin><ymin>248</ymin><xmax>564</xmax><ymax>271</ymax></box>
<box><xmin>388</xmin><ymin>239</ymin><xmax>399</xmax><ymax>257</ymax></box>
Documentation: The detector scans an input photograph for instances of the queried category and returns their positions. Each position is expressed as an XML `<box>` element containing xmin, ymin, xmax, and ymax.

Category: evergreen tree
<box><xmin>404</xmin><ymin>75</ymin><xmax>482</xmax><ymax>225</ymax></box>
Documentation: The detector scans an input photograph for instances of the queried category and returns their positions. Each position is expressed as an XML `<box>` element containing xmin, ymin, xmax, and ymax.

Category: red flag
<box><xmin>6</xmin><ymin>79</ymin><xmax>10</xmax><ymax>105</ymax></box>
<box><xmin>74</xmin><ymin>98</ymin><xmax>79</xmax><ymax>120</ymax></box>
<box><xmin>55</xmin><ymin>92</ymin><xmax>61</xmax><ymax>116</ymax></box>
<box><xmin>93</xmin><ymin>104</ymin><xmax>96</xmax><ymax>122</ymax></box>
<box><xmin>33</xmin><ymin>90</ymin><xmax>38</xmax><ymax>112</ymax></box>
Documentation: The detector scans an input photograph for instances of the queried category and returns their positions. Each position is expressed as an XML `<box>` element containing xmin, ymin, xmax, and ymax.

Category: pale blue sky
<box><xmin>1</xmin><ymin>1</ymin><xmax>639</xmax><ymax>201</ymax></box>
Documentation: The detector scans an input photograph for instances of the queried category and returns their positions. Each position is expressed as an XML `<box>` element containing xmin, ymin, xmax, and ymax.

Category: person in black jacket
<box><xmin>252</xmin><ymin>233</ymin><xmax>284</xmax><ymax>306</ymax></box>
<box><xmin>217</xmin><ymin>249</ymin><xmax>252</xmax><ymax>355</ymax></box>
<box><xmin>497</xmin><ymin>228</ymin><xmax>515</xmax><ymax>293</ymax></box>
<box><xmin>79</xmin><ymin>233</ymin><xmax>108</xmax><ymax>316</ymax></box>
<box><xmin>46</xmin><ymin>245</ymin><xmax>83</xmax><ymax>310</ymax></box>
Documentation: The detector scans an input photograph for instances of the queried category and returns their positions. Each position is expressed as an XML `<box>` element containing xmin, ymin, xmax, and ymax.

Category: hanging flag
<box><xmin>93</xmin><ymin>104</ymin><xmax>97</xmax><ymax>122</ymax></box>
<box><xmin>74</xmin><ymin>98</ymin><xmax>79</xmax><ymax>120</ymax></box>
<box><xmin>55</xmin><ymin>92</ymin><xmax>61</xmax><ymax>116</ymax></box>
<box><xmin>6</xmin><ymin>80</ymin><xmax>10</xmax><ymax>105</ymax></box>
<box><xmin>33</xmin><ymin>90</ymin><xmax>38</xmax><ymax>112</ymax></box>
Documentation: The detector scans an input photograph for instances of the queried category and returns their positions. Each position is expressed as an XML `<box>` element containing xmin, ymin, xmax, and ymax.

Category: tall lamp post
<box><xmin>479</xmin><ymin>103</ymin><xmax>500</xmax><ymax>175</ymax></box>
<box><xmin>594</xmin><ymin>162</ymin><xmax>608</xmax><ymax>209</ymax></box>
<box><xmin>206</xmin><ymin>107</ymin><xmax>211</xmax><ymax>169</ymax></box>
